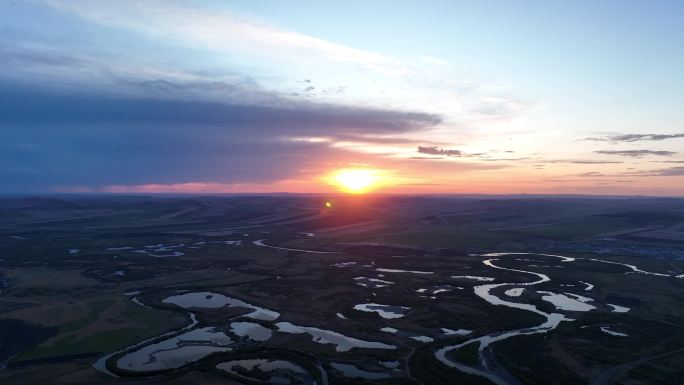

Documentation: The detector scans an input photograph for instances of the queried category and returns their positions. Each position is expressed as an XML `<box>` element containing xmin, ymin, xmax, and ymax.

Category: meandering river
<box><xmin>435</xmin><ymin>252</ymin><xmax>676</xmax><ymax>385</ymax></box>
<box><xmin>435</xmin><ymin>255</ymin><xmax>571</xmax><ymax>385</ymax></box>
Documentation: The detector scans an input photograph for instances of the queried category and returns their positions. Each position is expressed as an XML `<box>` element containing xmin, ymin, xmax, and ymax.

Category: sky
<box><xmin>1</xmin><ymin>0</ymin><xmax>683</xmax><ymax>195</ymax></box>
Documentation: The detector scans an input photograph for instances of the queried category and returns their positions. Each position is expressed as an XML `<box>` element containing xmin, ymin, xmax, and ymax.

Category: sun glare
<box><xmin>328</xmin><ymin>169</ymin><xmax>381</xmax><ymax>193</ymax></box>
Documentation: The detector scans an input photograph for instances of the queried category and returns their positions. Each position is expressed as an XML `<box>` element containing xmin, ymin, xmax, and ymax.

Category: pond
<box><xmin>230</xmin><ymin>321</ymin><xmax>273</xmax><ymax>341</ymax></box>
<box><xmin>275</xmin><ymin>322</ymin><xmax>396</xmax><ymax>352</ymax></box>
<box><xmin>217</xmin><ymin>358</ymin><xmax>314</xmax><ymax>384</ymax></box>
<box><xmin>376</xmin><ymin>268</ymin><xmax>433</xmax><ymax>275</ymax></box>
<box><xmin>116</xmin><ymin>327</ymin><xmax>232</xmax><ymax>372</ymax></box>
<box><xmin>162</xmin><ymin>292</ymin><xmax>280</xmax><ymax>321</ymax></box>
<box><xmin>353</xmin><ymin>303</ymin><xmax>409</xmax><ymax>319</ymax></box>
<box><xmin>537</xmin><ymin>291</ymin><xmax>596</xmax><ymax>312</ymax></box>
<box><xmin>331</xmin><ymin>362</ymin><xmax>390</xmax><ymax>380</ymax></box>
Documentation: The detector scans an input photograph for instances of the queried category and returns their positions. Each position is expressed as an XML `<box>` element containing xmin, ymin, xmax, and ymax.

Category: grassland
<box><xmin>1</xmin><ymin>195</ymin><xmax>683</xmax><ymax>385</ymax></box>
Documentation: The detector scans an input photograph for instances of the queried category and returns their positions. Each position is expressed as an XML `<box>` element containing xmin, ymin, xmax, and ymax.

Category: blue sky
<box><xmin>1</xmin><ymin>0</ymin><xmax>683</xmax><ymax>194</ymax></box>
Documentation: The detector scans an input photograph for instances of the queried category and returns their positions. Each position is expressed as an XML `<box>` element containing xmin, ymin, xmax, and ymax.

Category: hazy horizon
<box><xmin>3</xmin><ymin>192</ymin><xmax>684</xmax><ymax>199</ymax></box>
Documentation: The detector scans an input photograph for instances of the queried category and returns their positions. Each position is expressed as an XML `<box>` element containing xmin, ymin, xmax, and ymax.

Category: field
<box><xmin>1</xmin><ymin>195</ymin><xmax>683</xmax><ymax>385</ymax></box>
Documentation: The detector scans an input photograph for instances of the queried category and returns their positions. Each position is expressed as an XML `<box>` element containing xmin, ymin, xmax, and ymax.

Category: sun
<box><xmin>327</xmin><ymin>169</ymin><xmax>381</xmax><ymax>194</ymax></box>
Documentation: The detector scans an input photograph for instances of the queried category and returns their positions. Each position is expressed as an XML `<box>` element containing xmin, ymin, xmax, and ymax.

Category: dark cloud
<box><xmin>624</xmin><ymin>167</ymin><xmax>684</xmax><ymax>177</ymax></box>
<box><xmin>112</xmin><ymin>78</ymin><xmax>242</xmax><ymax>94</ymax></box>
<box><xmin>411</xmin><ymin>151</ymin><xmax>568</xmax><ymax>163</ymax></box>
<box><xmin>413</xmin><ymin>147</ymin><xmax>524</xmax><ymax>159</ymax></box>
<box><xmin>0</xmin><ymin>84</ymin><xmax>439</xmax><ymax>135</ymax></box>
<box><xmin>594</xmin><ymin>150</ymin><xmax>676</xmax><ymax>157</ymax></box>
<box><xmin>584</xmin><ymin>133</ymin><xmax>684</xmax><ymax>142</ymax></box>
<box><xmin>654</xmin><ymin>167</ymin><xmax>684</xmax><ymax>176</ymax></box>
<box><xmin>415</xmin><ymin>149</ymin><xmax>528</xmax><ymax>160</ymax></box>
<box><xmin>417</xmin><ymin>146</ymin><xmax>462</xmax><ymax>157</ymax></box>
<box><xmin>0</xmin><ymin>83</ymin><xmax>441</xmax><ymax>191</ymax></box>
<box><xmin>576</xmin><ymin>172</ymin><xmax>605</xmax><ymax>177</ymax></box>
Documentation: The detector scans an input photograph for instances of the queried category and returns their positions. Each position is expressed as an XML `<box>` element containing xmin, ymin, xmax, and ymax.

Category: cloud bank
<box><xmin>417</xmin><ymin>146</ymin><xmax>462</xmax><ymax>157</ymax></box>
<box><xmin>584</xmin><ymin>133</ymin><xmax>684</xmax><ymax>142</ymax></box>
<box><xmin>594</xmin><ymin>150</ymin><xmax>676</xmax><ymax>158</ymax></box>
<box><xmin>0</xmin><ymin>83</ymin><xmax>440</xmax><ymax>191</ymax></box>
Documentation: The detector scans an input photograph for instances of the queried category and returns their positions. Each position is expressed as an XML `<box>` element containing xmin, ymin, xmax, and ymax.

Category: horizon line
<box><xmin>1</xmin><ymin>192</ymin><xmax>683</xmax><ymax>199</ymax></box>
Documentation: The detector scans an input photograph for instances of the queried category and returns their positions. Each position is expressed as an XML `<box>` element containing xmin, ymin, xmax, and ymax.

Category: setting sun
<box><xmin>327</xmin><ymin>169</ymin><xmax>381</xmax><ymax>193</ymax></box>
